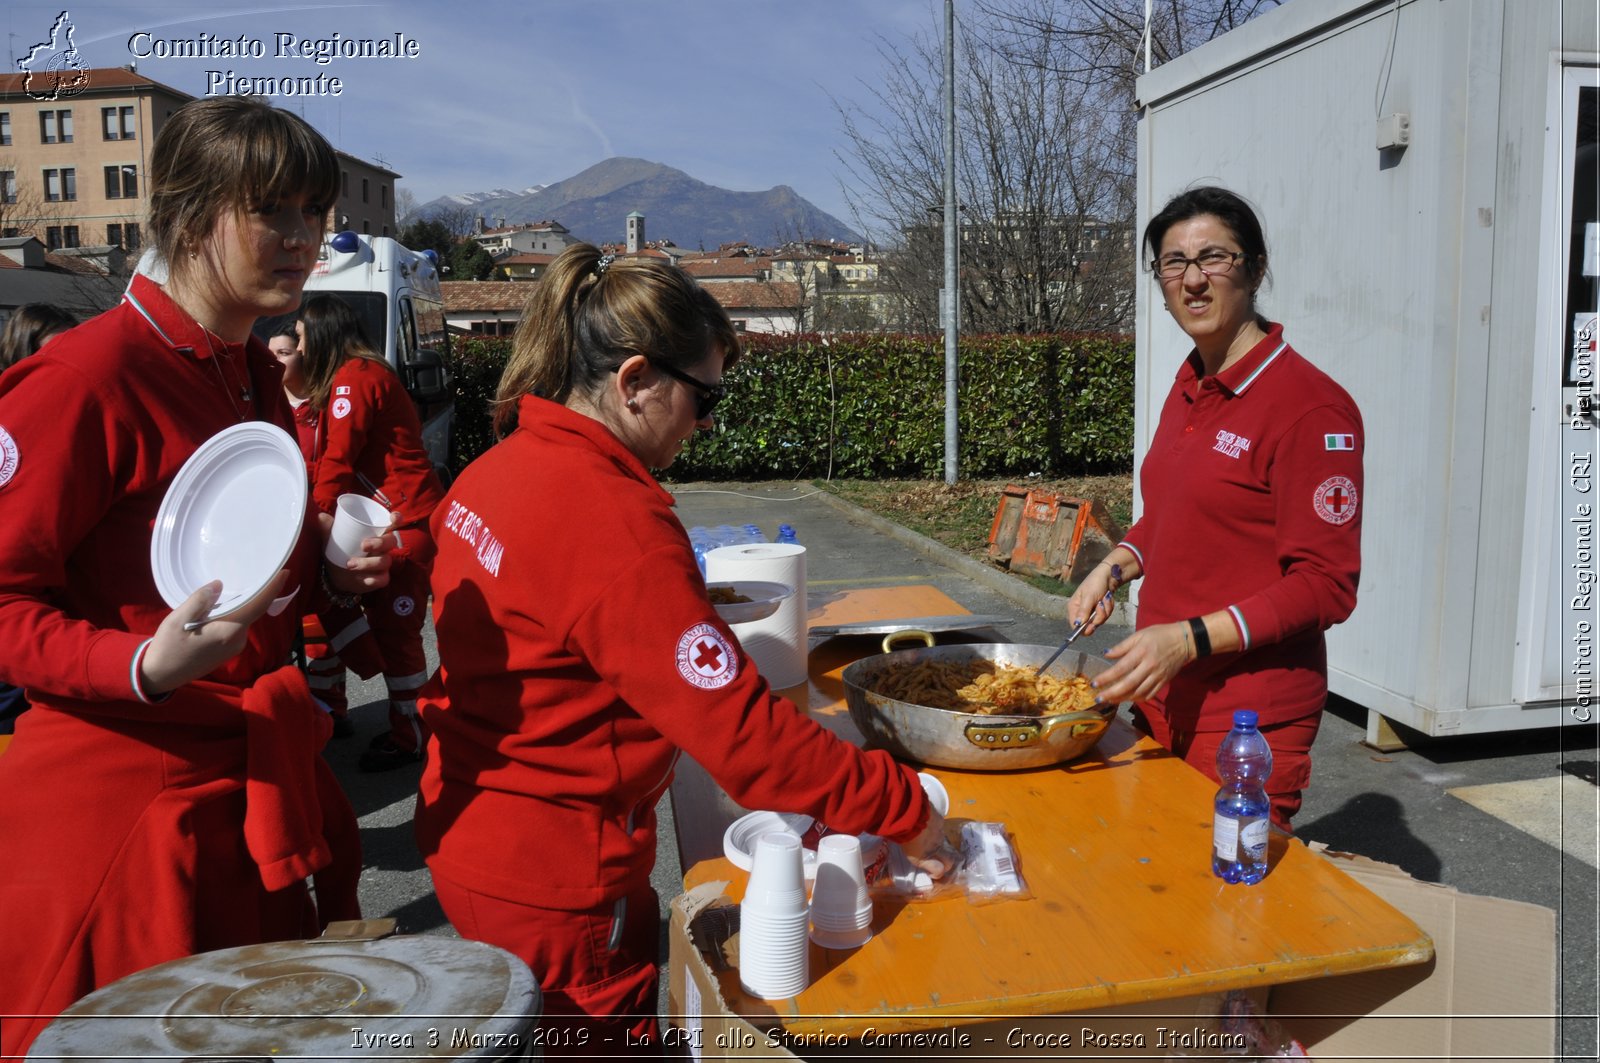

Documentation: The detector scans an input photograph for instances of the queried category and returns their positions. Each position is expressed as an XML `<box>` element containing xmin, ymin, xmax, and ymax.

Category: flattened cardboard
<box><xmin>1272</xmin><ymin>847</ymin><xmax>1557</xmax><ymax>1062</ymax></box>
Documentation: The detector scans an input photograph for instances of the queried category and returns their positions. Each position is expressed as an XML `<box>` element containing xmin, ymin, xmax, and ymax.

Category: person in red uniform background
<box><xmin>1070</xmin><ymin>186</ymin><xmax>1363</xmax><ymax>830</ymax></box>
<box><xmin>270</xmin><ymin>315</ymin><xmax>370</xmax><ymax>740</ymax></box>
<box><xmin>295</xmin><ymin>293</ymin><xmax>445</xmax><ymax>770</ymax></box>
<box><xmin>416</xmin><ymin>243</ymin><xmax>957</xmax><ymax>1054</ymax></box>
<box><xmin>0</xmin><ymin>303</ymin><xmax>77</xmax><ymax>735</ymax></box>
<box><xmin>0</xmin><ymin>98</ymin><xmax>392</xmax><ymax>1056</ymax></box>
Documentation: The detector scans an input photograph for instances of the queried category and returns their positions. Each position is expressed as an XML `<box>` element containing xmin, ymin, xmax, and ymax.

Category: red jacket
<box><xmin>311</xmin><ymin>357</ymin><xmax>444</xmax><ymax>564</ymax></box>
<box><xmin>1124</xmin><ymin>324</ymin><xmax>1363</xmax><ymax>726</ymax></box>
<box><xmin>415</xmin><ymin>396</ymin><xmax>930</xmax><ymax>910</ymax></box>
<box><xmin>0</xmin><ymin>276</ymin><xmax>359</xmax><ymax>1055</ymax></box>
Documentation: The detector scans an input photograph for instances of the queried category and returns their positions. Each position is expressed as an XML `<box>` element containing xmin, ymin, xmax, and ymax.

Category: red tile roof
<box><xmin>0</xmin><ymin>67</ymin><xmax>189</xmax><ymax>100</ymax></box>
<box><xmin>699</xmin><ymin>280</ymin><xmax>803</xmax><ymax>311</ymax></box>
<box><xmin>681</xmin><ymin>258</ymin><xmax>771</xmax><ymax>279</ymax></box>
<box><xmin>442</xmin><ymin>281</ymin><xmax>532</xmax><ymax>313</ymax></box>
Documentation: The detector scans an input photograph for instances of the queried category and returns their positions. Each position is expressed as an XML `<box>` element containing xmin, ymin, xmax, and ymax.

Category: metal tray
<box><xmin>809</xmin><ymin>614</ymin><xmax>1014</xmax><ymax>637</ymax></box>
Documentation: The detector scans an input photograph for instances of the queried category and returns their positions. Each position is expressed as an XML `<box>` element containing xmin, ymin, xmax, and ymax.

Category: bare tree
<box><xmin>834</xmin><ymin>0</ymin><xmax>1278</xmax><ymax>334</ymax></box>
<box><xmin>0</xmin><ymin>155</ymin><xmax>68</xmax><ymax>243</ymax></box>
<box><xmin>394</xmin><ymin>186</ymin><xmax>418</xmax><ymax>227</ymax></box>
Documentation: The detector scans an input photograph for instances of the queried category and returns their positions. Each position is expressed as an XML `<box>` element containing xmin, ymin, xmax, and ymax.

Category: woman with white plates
<box><xmin>416</xmin><ymin>243</ymin><xmax>957</xmax><ymax>1054</ymax></box>
<box><xmin>293</xmin><ymin>293</ymin><xmax>445</xmax><ymax>769</ymax></box>
<box><xmin>0</xmin><ymin>97</ymin><xmax>390</xmax><ymax>1056</ymax></box>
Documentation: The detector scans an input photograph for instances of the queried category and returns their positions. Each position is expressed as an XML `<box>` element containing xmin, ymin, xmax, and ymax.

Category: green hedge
<box><xmin>447</xmin><ymin>332</ymin><xmax>1134</xmax><ymax>479</ymax></box>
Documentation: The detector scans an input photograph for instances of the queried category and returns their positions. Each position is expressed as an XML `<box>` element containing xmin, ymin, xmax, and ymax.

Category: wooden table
<box><xmin>668</xmin><ymin>585</ymin><xmax>1433</xmax><ymax>1039</ymax></box>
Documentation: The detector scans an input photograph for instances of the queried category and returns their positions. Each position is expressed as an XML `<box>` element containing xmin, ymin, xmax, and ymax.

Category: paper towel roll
<box><xmin>705</xmin><ymin>543</ymin><xmax>807</xmax><ymax>689</ymax></box>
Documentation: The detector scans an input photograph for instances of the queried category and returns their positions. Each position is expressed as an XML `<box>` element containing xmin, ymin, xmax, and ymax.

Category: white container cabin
<box><xmin>1133</xmin><ymin>0</ymin><xmax>1597</xmax><ymax>739</ymax></box>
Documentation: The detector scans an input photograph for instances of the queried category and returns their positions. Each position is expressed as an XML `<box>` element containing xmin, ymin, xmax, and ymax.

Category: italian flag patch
<box><xmin>1324</xmin><ymin>433</ymin><xmax>1355</xmax><ymax>451</ymax></box>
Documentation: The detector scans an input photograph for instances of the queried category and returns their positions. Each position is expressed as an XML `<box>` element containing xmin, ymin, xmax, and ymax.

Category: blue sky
<box><xmin>5</xmin><ymin>1</ymin><xmax>941</xmax><ymax>228</ymax></box>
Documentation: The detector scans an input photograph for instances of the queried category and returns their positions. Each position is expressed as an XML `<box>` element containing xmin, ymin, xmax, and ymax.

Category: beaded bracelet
<box><xmin>321</xmin><ymin>563</ymin><xmax>362</xmax><ymax>609</ymax></box>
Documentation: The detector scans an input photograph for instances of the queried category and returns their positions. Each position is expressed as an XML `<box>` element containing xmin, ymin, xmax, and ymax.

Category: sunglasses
<box><xmin>646</xmin><ymin>358</ymin><xmax>726</xmax><ymax>420</ymax></box>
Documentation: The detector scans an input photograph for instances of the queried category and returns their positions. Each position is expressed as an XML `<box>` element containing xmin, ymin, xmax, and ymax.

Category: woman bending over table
<box><xmin>416</xmin><ymin>242</ymin><xmax>955</xmax><ymax>1055</ymax></box>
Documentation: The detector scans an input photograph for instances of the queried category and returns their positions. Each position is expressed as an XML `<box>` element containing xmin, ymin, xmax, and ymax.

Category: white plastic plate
<box><xmin>707</xmin><ymin>580</ymin><xmax>794</xmax><ymax>624</ymax></box>
<box><xmin>722</xmin><ymin>810</ymin><xmax>884</xmax><ymax>882</ymax></box>
<box><xmin>150</xmin><ymin>422</ymin><xmax>307</xmax><ymax>621</ymax></box>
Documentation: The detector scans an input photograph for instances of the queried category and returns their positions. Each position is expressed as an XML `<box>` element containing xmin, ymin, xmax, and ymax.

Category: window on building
<box><xmin>40</xmin><ymin>109</ymin><xmax>72</xmax><ymax>143</ymax></box>
<box><xmin>44</xmin><ymin>168</ymin><xmax>76</xmax><ymax>202</ymax></box>
<box><xmin>104</xmin><ymin>164</ymin><xmax>137</xmax><ymax>199</ymax></box>
<box><xmin>381</xmin><ymin>184</ymin><xmax>389</xmax><ymax>209</ymax></box>
<box><xmin>362</xmin><ymin>219</ymin><xmax>371</xmax><ymax>234</ymax></box>
<box><xmin>106</xmin><ymin>222</ymin><xmax>144</xmax><ymax>250</ymax></box>
<box><xmin>382</xmin><ymin>224</ymin><xmax>390</xmax><ymax>237</ymax></box>
<box><xmin>361</xmin><ymin>177</ymin><xmax>369</xmax><ymax>203</ymax></box>
<box><xmin>0</xmin><ymin>171</ymin><xmax>15</xmax><ymax>205</ymax></box>
<box><xmin>63</xmin><ymin>225</ymin><xmax>78</xmax><ymax>248</ymax></box>
<box><xmin>101</xmin><ymin>105</ymin><xmax>136</xmax><ymax>140</ymax></box>
<box><xmin>0</xmin><ymin>112</ymin><xmax>10</xmax><ymax>146</ymax></box>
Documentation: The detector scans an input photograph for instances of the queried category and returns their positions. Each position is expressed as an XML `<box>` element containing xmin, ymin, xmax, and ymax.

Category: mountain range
<box><xmin>415</xmin><ymin>157</ymin><xmax>862</xmax><ymax>249</ymax></box>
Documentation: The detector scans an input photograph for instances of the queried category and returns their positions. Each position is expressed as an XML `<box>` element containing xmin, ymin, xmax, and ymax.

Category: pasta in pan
<box><xmin>871</xmin><ymin>659</ymin><xmax>1097</xmax><ymax>716</ymax></box>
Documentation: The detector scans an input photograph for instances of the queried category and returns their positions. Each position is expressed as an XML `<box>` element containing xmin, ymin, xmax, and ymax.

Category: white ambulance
<box><xmin>281</xmin><ymin>232</ymin><xmax>455</xmax><ymax>478</ymax></box>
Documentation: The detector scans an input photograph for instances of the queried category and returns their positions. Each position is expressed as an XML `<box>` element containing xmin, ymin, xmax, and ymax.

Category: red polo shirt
<box><xmin>1123</xmin><ymin>323</ymin><xmax>1363</xmax><ymax>726</ymax></box>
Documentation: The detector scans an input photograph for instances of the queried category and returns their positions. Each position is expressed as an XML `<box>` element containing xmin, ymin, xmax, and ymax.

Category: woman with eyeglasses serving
<box><xmin>1068</xmin><ymin>187</ymin><xmax>1364</xmax><ymax>831</ymax></box>
<box><xmin>414</xmin><ymin>242</ymin><xmax>955</xmax><ymax>1053</ymax></box>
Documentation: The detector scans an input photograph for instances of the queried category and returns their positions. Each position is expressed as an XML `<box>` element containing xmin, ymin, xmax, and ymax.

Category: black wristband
<box><xmin>1187</xmin><ymin>616</ymin><xmax>1211</xmax><ymax>658</ymax></box>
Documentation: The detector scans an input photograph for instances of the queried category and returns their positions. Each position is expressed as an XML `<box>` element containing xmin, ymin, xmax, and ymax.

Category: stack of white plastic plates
<box><xmin>150</xmin><ymin>422</ymin><xmax>307</xmax><ymax>622</ymax></box>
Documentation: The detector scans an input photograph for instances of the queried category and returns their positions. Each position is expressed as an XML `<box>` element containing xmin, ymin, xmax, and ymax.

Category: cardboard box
<box><xmin>1270</xmin><ymin>846</ymin><xmax>1557</xmax><ymax>1062</ymax></box>
<box><xmin>665</xmin><ymin>851</ymin><xmax>1556</xmax><ymax>1061</ymax></box>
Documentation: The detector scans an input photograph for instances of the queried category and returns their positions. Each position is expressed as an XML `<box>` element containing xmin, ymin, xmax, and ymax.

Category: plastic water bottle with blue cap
<box><xmin>1212</xmin><ymin>710</ymin><xmax>1272</xmax><ymax>884</ymax></box>
<box><xmin>776</xmin><ymin>524</ymin><xmax>799</xmax><ymax>545</ymax></box>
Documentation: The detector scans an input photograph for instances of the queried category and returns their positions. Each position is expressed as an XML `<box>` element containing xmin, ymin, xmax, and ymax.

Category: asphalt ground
<box><xmin>331</xmin><ymin>481</ymin><xmax>1599</xmax><ymax>1060</ymax></box>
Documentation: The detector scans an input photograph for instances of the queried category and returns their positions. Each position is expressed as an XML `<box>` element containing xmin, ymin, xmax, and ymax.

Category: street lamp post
<box><xmin>942</xmin><ymin>0</ymin><xmax>960</xmax><ymax>485</ymax></box>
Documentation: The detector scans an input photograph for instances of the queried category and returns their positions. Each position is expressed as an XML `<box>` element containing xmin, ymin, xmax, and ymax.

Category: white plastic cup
<box><xmin>744</xmin><ymin>831</ymin><xmax>807</xmax><ymax>908</ymax></box>
<box><xmin>809</xmin><ymin>834</ymin><xmax>873</xmax><ymax>949</ymax></box>
<box><xmin>739</xmin><ymin>831</ymin><xmax>810</xmax><ymax>998</ymax></box>
<box><xmin>918</xmin><ymin>772</ymin><xmax>950</xmax><ymax>816</ymax></box>
<box><xmin>325</xmin><ymin>493</ymin><xmax>392</xmax><ymax>568</ymax></box>
<box><xmin>739</xmin><ymin>908</ymin><xmax>810</xmax><ymax>998</ymax></box>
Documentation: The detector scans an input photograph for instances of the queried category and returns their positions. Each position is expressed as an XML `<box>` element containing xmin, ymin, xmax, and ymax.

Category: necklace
<box><xmin>202</xmin><ymin>327</ymin><xmax>254</xmax><ymax>422</ymax></box>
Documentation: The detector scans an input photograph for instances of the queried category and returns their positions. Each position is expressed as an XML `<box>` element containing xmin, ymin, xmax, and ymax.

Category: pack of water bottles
<box><xmin>687</xmin><ymin>522</ymin><xmax>799</xmax><ymax>575</ymax></box>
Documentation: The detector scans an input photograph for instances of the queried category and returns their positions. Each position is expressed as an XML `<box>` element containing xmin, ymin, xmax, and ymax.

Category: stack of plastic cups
<box><xmin>738</xmin><ymin>831</ymin><xmax>811</xmax><ymax>999</ymax></box>
<box><xmin>808</xmin><ymin>834</ymin><xmax>874</xmax><ymax>950</ymax></box>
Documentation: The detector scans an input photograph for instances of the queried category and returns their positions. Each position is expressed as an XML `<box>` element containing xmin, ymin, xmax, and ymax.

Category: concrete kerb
<box><xmin>806</xmin><ymin>486</ymin><xmax>1130</xmax><ymax>627</ymax></box>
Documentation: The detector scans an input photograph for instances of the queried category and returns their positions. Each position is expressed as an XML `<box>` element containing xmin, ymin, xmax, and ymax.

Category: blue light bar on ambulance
<box><xmin>329</xmin><ymin>230</ymin><xmax>361</xmax><ymax>254</ymax></box>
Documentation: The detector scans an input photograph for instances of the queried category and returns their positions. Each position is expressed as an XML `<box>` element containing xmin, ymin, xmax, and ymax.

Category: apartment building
<box><xmin>0</xmin><ymin>67</ymin><xmax>397</xmax><ymax>254</ymax></box>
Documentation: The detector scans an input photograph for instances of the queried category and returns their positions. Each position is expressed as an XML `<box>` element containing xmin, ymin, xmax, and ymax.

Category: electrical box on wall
<box><xmin>1376</xmin><ymin>112</ymin><xmax>1411</xmax><ymax>149</ymax></box>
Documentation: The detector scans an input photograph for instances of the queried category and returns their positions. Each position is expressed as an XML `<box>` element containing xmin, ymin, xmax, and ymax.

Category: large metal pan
<box><xmin>841</xmin><ymin>633</ymin><xmax>1121</xmax><ymax>771</ymax></box>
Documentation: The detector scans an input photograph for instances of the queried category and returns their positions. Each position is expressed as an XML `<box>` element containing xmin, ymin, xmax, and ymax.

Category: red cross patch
<box><xmin>0</xmin><ymin>426</ymin><xmax>17</xmax><ymax>490</ymax></box>
<box><xmin>1313</xmin><ymin>476</ymin><xmax>1358</xmax><ymax>525</ymax></box>
<box><xmin>675</xmin><ymin>622</ymin><xmax>738</xmax><ymax>690</ymax></box>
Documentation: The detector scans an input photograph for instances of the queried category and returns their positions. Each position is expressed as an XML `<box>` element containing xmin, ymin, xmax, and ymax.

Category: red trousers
<box><xmin>1130</xmin><ymin>700</ymin><xmax>1322</xmax><ymax>831</ymax></box>
<box><xmin>431</xmin><ymin>869</ymin><xmax>663</xmax><ymax>1058</ymax></box>
<box><xmin>304</xmin><ymin>559</ymin><xmax>431</xmax><ymax>751</ymax></box>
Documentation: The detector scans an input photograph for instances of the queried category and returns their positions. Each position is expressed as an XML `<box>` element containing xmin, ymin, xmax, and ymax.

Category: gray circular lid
<box><xmin>28</xmin><ymin>936</ymin><xmax>540</xmax><ymax>1060</ymax></box>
